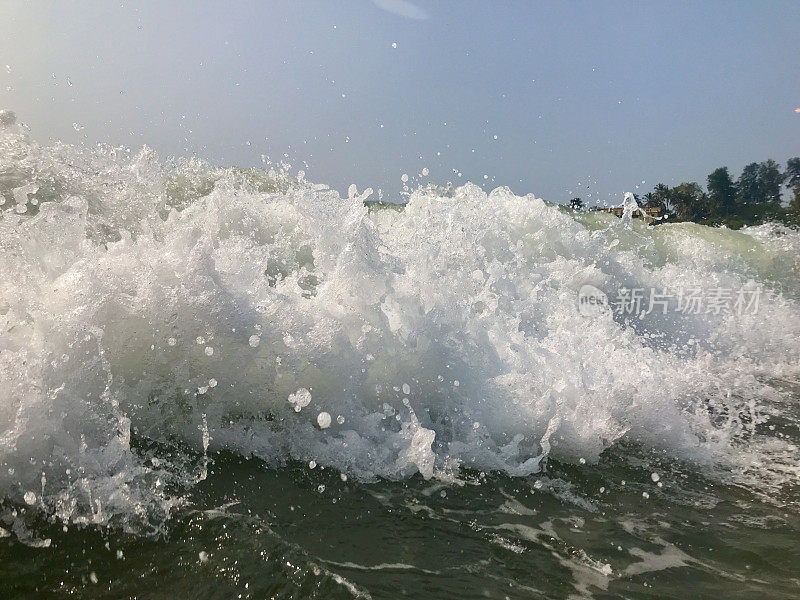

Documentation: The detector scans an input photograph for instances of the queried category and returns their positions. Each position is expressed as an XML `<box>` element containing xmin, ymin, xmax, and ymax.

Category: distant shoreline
<box><xmin>570</xmin><ymin>157</ymin><xmax>800</xmax><ymax>229</ymax></box>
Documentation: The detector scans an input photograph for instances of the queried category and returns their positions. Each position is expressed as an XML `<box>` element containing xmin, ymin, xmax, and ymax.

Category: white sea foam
<box><xmin>1</xmin><ymin>116</ymin><xmax>799</xmax><ymax>527</ymax></box>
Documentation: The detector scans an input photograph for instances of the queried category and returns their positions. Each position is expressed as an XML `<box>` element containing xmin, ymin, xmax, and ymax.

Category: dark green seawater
<box><xmin>3</xmin><ymin>438</ymin><xmax>799</xmax><ymax>599</ymax></box>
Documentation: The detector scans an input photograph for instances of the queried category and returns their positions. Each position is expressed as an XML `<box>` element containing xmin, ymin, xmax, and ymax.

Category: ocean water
<box><xmin>1</xmin><ymin>114</ymin><xmax>799</xmax><ymax>599</ymax></box>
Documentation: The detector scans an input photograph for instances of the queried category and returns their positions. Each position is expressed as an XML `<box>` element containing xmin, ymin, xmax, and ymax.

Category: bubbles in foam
<box><xmin>288</xmin><ymin>388</ymin><xmax>312</xmax><ymax>411</ymax></box>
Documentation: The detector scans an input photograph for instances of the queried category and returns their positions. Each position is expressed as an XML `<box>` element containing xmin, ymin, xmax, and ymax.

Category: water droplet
<box><xmin>317</xmin><ymin>412</ymin><xmax>331</xmax><ymax>429</ymax></box>
<box><xmin>204</xmin><ymin>346</ymin><xmax>213</xmax><ymax>356</ymax></box>
<box><xmin>288</xmin><ymin>388</ymin><xmax>311</xmax><ymax>409</ymax></box>
<box><xmin>23</xmin><ymin>491</ymin><xmax>36</xmax><ymax>505</ymax></box>
<box><xmin>248</xmin><ymin>335</ymin><xmax>260</xmax><ymax>348</ymax></box>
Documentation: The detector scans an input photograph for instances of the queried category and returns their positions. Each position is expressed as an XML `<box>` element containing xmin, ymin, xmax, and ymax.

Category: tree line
<box><xmin>571</xmin><ymin>157</ymin><xmax>800</xmax><ymax>228</ymax></box>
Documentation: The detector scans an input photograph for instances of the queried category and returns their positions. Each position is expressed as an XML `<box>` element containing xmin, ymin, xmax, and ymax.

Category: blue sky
<box><xmin>1</xmin><ymin>1</ymin><xmax>799</xmax><ymax>205</ymax></box>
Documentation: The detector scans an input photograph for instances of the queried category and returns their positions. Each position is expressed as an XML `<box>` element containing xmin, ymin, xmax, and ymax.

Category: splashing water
<box><xmin>1</xmin><ymin>114</ymin><xmax>800</xmax><ymax>598</ymax></box>
<box><xmin>2</xmin><ymin>113</ymin><xmax>800</xmax><ymax>523</ymax></box>
<box><xmin>620</xmin><ymin>191</ymin><xmax>639</xmax><ymax>228</ymax></box>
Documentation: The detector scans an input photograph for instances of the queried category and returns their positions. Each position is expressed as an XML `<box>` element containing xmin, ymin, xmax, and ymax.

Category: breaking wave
<box><xmin>1</xmin><ymin>112</ymin><xmax>799</xmax><ymax>530</ymax></box>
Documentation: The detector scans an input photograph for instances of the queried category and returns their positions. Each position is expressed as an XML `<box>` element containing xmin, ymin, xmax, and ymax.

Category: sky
<box><xmin>1</xmin><ymin>0</ymin><xmax>799</xmax><ymax>205</ymax></box>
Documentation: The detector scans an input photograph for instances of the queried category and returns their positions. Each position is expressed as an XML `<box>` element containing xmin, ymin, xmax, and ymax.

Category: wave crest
<box><xmin>2</xmin><ymin>119</ymin><xmax>799</xmax><ymax>527</ymax></box>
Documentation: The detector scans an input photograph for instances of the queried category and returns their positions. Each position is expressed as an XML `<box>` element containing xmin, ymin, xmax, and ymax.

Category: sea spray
<box><xmin>1</xmin><ymin>115</ymin><xmax>800</xmax><ymax>532</ymax></box>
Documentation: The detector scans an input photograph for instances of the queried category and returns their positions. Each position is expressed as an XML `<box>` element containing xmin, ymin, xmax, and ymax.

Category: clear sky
<box><xmin>1</xmin><ymin>1</ymin><xmax>799</xmax><ymax>205</ymax></box>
